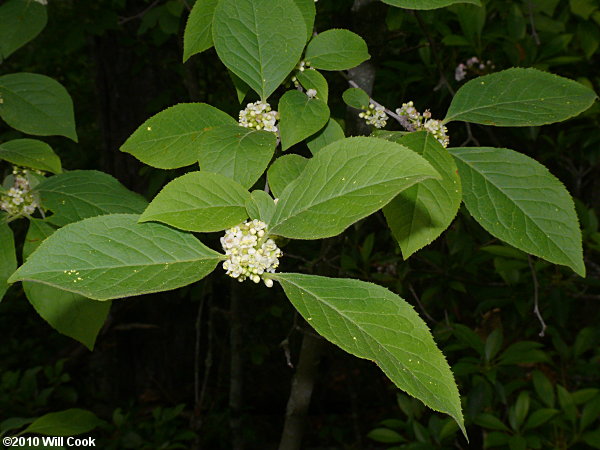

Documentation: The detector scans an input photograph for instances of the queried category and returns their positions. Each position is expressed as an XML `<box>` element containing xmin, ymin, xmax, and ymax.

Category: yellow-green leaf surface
<box><xmin>0</xmin><ymin>217</ymin><xmax>17</xmax><ymax>302</ymax></box>
<box><xmin>382</xmin><ymin>132</ymin><xmax>462</xmax><ymax>258</ymax></box>
<box><xmin>445</xmin><ymin>68</ymin><xmax>597</xmax><ymax>126</ymax></box>
<box><xmin>198</xmin><ymin>124</ymin><xmax>277</xmax><ymax>189</ymax></box>
<box><xmin>304</xmin><ymin>29</ymin><xmax>370</xmax><ymax>71</ymax></box>
<box><xmin>382</xmin><ymin>0</ymin><xmax>480</xmax><ymax>9</ymax></box>
<box><xmin>246</xmin><ymin>190</ymin><xmax>277</xmax><ymax>223</ymax></box>
<box><xmin>0</xmin><ymin>139</ymin><xmax>62</xmax><ymax>173</ymax></box>
<box><xmin>9</xmin><ymin>214</ymin><xmax>222</xmax><ymax>301</ymax></box>
<box><xmin>279</xmin><ymin>90</ymin><xmax>330</xmax><ymax>150</ymax></box>
<box><xmin>120</xmin><ymin>103</ymin><xmax>236</xmax><ymax>169</ymax></box>
<box><xmin>0</xmin><ymin>0</ymin><xmax>47</xmax><ymax>59</ymax></box>
<box><xmin>19</xmin><ymin>409</ymin><xmax>102</xmax><ymax>437</ymax></box>
<box><xmin>36</xmin><ymin>170</ymin><xmax>148</xmax><ymax>227</ymax></box>
<box><xmin>0</xmin><ymin>73</ymin><xmax>77</xmax><ymax>141</ymax></box>
<box><xmin>140</xmin><ymin>172</ymin><xmax>250</xmax><ymax>232</ymax></box>
<box><xmin>296</xmin><ymin>69</ymin><xmax>329</xmax><ymax>102</ymax></box>
<box><xmin>269</xmin><ymin>137</ymin><xmax>439</xmax><ymax>239</ymax></box>
<box><xmin>307</xmin><ymin>119</ymin><xmax>345</xmax><ymax>155</ymax></box>
<box><xmin>292</xmin><ymin>0</ymin><xmax>316</xmax><ymax>41</ymax></box>
<box><xmin>213</xmin><ymin>0</ymin><xmax>306</xmax><ymax>99</ymax></box>
<box><xmin>274</xmin><ymin>273</ymin><xmax>465</xmax><ymax>434</ymax></box>
<box><xmin>22</xmin><ymin>219</ymin><xmax>109</xmax><ymax>350</ymax></box>
<box><xmin>267</xmin><ymin>154</ymin><xmax>309</xmax><ymax>198</ymax></box>
<box><xmin>450</xmin><ymin>147</ymin><xmax>585</xmax><ymax>276</ymax></box>
<box><xmin>183</xmin><ymin>0</ymin><xmax>219</xmax><ymax>61</ymax></box>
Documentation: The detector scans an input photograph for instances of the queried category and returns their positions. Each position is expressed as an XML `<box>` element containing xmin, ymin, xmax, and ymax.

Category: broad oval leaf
<box><xmin>22</xmin><ymin>219</ymin><xmax>109</xmax><ymax>350</ymax></box>
<box><xmin>293</xmin><ymin>0</ymin><xmax>316</xmax><ymax>41</ymax></box>
<box><xmin>0</xmin><ymin>218</ymin><xmax>17</xmax><ymax>302</ymax></box>
<box><xmin>198</xmin><ymin>124</ymin><xmax>277</xmax><ymax>189</ymax></box>
<box><xmin>382</xmin><ymin>132</ymin><xmax>462</xmax><ymax>258</ymax></box>
<box><xmin>382</xmin><ymin>0</ymin><xmax>481</xmax><ymax>10</ymax></box>
<box><xmin>305</xmin><ymin>29</ymin><xmax>370</xmax><ymax>71</ymax></box>
<box><xmin>246</xmin><ymin>190</ymin><xmax>276</xmax><ymax>223</ymax></box>
<box><xmin>307</xmin><ymin>118</ymin><xmax>345</xmax><ymax>155</ymax></box>
<box><xmin>9</xmin><ymin>214</ymin><xmax>223</xmax><ymax>301</ymax></box>
<box><xmin>183</xmin><ymin>0</ymin><xmax>219</xmax><ymax>61</ymax></box>
<box><xmin>269</xmin><ymin>137</ymin><xmax>439</xmax><ymax>239</ymax></box>
<box><xmin>279</xmin><ymin>90</ymin><xmax>330</xmax><ymax>150</ymax></box>
<box><xmin>342</xmin><ymin>87</ymin><xmax>370</xmax><ymax>109</ymax></box>
<box><xmin>20</xmin><ymin>409</ymin><xmax>102</xmax><ymax>437</ymax></box>
<box><xmin>445</xmin><ymin>68</ymin><xmax>597</xmax><ymax>126</ymax></box>
<box><xmin>213</xmin><ymin>0</ymin><xmax>307</xmax><ymax>100</ymax></box>
<box><xmin>0</xmin><ymin>0</ymin><xmax>47</xmax><ymax>59</ymax></box>
<box><xmin>449</xmin><ymin>147</ymin><xmax>585</xmax><ymax>276</ymax></box>
<box><xmin>274</xmin><ymin>273</ymin><xmax>465</xmax><ymax>434</ymax></box>
<box><xmin>36</xmin><ymin>170</ymin><xmax>148</xmax><ymax>227</ymax></box>
<box><xmin>120</xmin><ymin>103</ymin><xmax>236</xmax><ymax>169</ymax></box>
<box><xmin>0</xmin><ymin>73</ymin><xmax>77</xmax><ymax>141</ymax></box>
<box><xmin>0</xmin><ymin>139</ymin><xmax>62</xmax><ymax>173</ymax></box>
<box><xmin>267</xmin><ymin>154</ymin><xmax>309</xmax><ymax>198</ymax></box>
<box><xmin>296</xmin><ymin>69</ymin><xmax>329</xmax><ymax>102</ymax></box>
<box><xmin>140</xmin><ymin>172</ymin><xmax>250</xmax><ymax>232</ymax></box>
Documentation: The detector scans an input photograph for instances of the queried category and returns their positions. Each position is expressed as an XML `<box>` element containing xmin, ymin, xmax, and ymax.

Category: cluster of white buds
<box><xmin>220</xmin><ymin>220</ymin><xmax>283</xmax><ymax>288</ymax></box>
<box><xmin>306</xmin><ymin>88</ymin><xmax>318</xmax><ymax>99</ymax></box>
<box><xmin>455</xmin><ymin>56</ymin><xmax>495</xmax><ymax>81</ymax></box>
<box><xmin>359</xmin><ymin>103</ymin><xmax>388</xmax><ymax>129</ymax></box>
<box><xmin>396</xmin><ymin>101</ymin><xmax>449</xmax><ymax>147</ymax></box>
<box><xmin>0</xmin><ymin>167</ymin><xmax>39</xmax><ymax>217</ymax></box>
<box><xmin>238</xmin><ymin>101</ymin><xmax>279</xmax><ymax>133</ymax></box>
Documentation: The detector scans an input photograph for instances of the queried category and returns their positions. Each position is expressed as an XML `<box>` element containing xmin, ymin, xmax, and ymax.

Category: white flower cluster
<box><xmin>396</xmin><ymin>101</ymin><xmax>449</xmax><ymax>147</ymax></box>
<box><xmin>33</xmin><ymin>0</ymin><xmax>47</xmax><ymax>4</ymax></box>
<box><xmin>455</xmin><ymin>56</ymin><xmax>495</xmax><ymax>81</ymax></box>
<box><xmin>359</xmin><ymin>103</ymin><xmax>388</xmax><ymax>129</ymax></box>
<box><xmin>221</xmin><ymin>220</ymin><xmax>283</xmax><ymax>288</ymax></box>
<box><xmin>306</xmin><ymin>88</ymin><xmax>318</xmax><ymax>99</ymax></box>
<box><xmin>0</xmin><ymin>167</ymin><xmax>39</xmax><ymax>217</ymax></box>
<box><xmin>239</xmin><ymin>101</ymin><xmax>279</xmax><ymax>133</ymax></box>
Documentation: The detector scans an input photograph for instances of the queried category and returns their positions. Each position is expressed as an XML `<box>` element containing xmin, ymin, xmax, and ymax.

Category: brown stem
<box><xmin>278</xmin><ymin>332</ymin><xmax>323</xmax><ymax>450</ymax></box>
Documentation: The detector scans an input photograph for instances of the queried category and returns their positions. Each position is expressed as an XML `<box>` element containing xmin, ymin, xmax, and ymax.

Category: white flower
<box><xmin>221</xmin><ymin>219</ymin><xmax>282</xmax><ymax>287</ymax></box>
<box><xmin>239</xmin><ymin>101</ymin><xmax>279</xmax><ymax>134</ymax></box>
<box><xmin>396</xmin><ymin>101</ymin><xmax>449</xmax><ymax>147</ymax></box>
<box><xmin>0</xmin><ymin>166</ymin><xmax>40</xmax><ymax>218</ymax></box>
<box><xmin>306</xmin><ymin>89</ymin><xmax>318</xmax><ymax>99</ymax></box>
<box><xmin>359</xmin><ymin>103</ymin><xmax>388</xmax><ymax>129</ymax></box>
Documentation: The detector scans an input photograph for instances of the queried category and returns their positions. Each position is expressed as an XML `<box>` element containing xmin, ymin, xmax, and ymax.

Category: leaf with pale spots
<box><xmin>273</xmin><ymin>273</ymin><xmax>465</xmax><ymax>435</ymax></box>
<box><xmin>9</xmin><ymin>214</ymin><xmax>222</xmax><ymax>301</ymax></box>
<box><xmin>445</xmin><ymin>68</ymin><xmax>597</xmax><ymax>126</ymax></box>
<box><xmin>269</xmin><ymin>137</ymin><xmax>439</xmax><ymax>239</ymax></box>
<box><xmin>449</xmin><ymin>147</ymin><xmax>585</xmax><ymax>276</ymax></box>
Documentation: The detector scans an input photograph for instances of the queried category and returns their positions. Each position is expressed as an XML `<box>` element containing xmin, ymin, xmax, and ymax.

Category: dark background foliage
<box><xmin>1</xmin><ymin>0</ymin><xmax>599</xmax><ymax>448</ymax></box>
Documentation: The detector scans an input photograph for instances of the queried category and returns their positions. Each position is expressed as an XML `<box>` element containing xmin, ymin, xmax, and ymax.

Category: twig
<box><xmin>347</xmin><ymin>78</ymin><xmax>411</xmax><ymax>128</ymax></box>
<box><xmin>460</xmin><ymin>123</ymin><xmax>480</xmax><ymax>147</ymax></box>
<box><xmin>408</xmin><ymin>283</ymin><xmax>436</xmax><ymax>323</ymax></box>
<box><xmin>118</xmin><ymin>0</ymin><xmax>160</xmax><ymax>25</ymax></box>
<box><xmin>527</xmin><ymin>0</ymin><xmax>541</xmax><ymax>45</ymax></box>
<box><xmin>528</xmin><ymin>256</ymin><xmax>546</xmax><ymax>337</ymax></box>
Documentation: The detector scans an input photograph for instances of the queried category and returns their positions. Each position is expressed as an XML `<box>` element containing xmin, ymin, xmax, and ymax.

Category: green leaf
<box><xmin>445</xmin><ymin>68</ymin><xmax>597</xmax><ymax>126</ymax></box>
<box><xmin>305</xmin><ymin>29</ymin><xmax>370</xmax><ymax>70</ymax></box>
<box><xmin>9</xmin><ymin>214</ymin><xmax>222</xmax><ymax>301</ymax></box>
<box><xmin>0</xmin><ymin>139</ymin><xmax>62</xmax><ymax>173</ymax></box>
<box><xmin>0</xmin><ymin>0</ymin><xmax>47</xmax><ymax>59</ymax></box>
<box><xmin>342</xmin><ymin>87</ymin><xmax>370</xmax><ymax>109</ymax></box>
<box><xmin>508</xmin><ymin>435</ymin><xmax>527</xmax><ymax>450</ymax></box>
<box><xmin>267</xmin><ymin>154</ymin><xmax>309</xmax><ymax>198</ymax></box>
<box><xmin>382</xmin><ymin>0</ymin><xmax>481</xmax><ymax>10</ymax></box>
<box><xmin>532</xmin><ymin>370</ymin><xmax>555</xmax><ymax>408</ymax></box>
<box><xmin>229</xmin><ymin>71</ymin><xmax>250</xmax><ymax>103</ymax></box>
<box><xmin>279</xmin><ymin>90</ymin><xmax>330</xmax><ymax>150</ymax></box>
<box><xmin>198</xmin><ymin>124</ymin><xmax>277</xmax><ymax>189</ymax></box>
<box><xmin>22</xmin><ymin>219</ymin><xmax>109</xmax><ymax>350</ymax></box>
<box><xmin>213</xmin><ymin>0</ymin><xmax>307</xmax><ymax>99</ymax></box>
<box><xmin>140</xmin><ymin>172</ymin><xmax>250</xmax><ymax>232</ymax></box>
<box><xmin>269</xmin><ymin>137</ymin><xmax>439</xmax><ymax>239</ymax></box>
<box><xmin>293</xmin><ymin>0</ymin><xmax>316</xmax><ymax>41</ymax></box>
<box><xmin>296</xmin><ymin>69</ymin><xmax>329</xmax><ymax>102</ymax></box>
<box><xmin>0</xmin><ymin>218</ymin><xmax>17</xmax><ymax>302</ymax></box>
<box><xmin>474</xmin><ymin>413</ymin><xmax>511</xmax><ymax>432</ymax></box>
<box><xmin>306</xmin><ymin>118</ymin><xmax>345</xmax><ymax>155</ymax></box>
<box><xmin>367</xmin><ymin>428</ymin><xmax>406</xmax><ymax>444</ymax></box>
<box><xmin>183</xmin><ymin>0</ymin><xmax>219</xmax><ymax>61</ymax></box>
<box><xmin>19</xmin><ymin>409</ymin><xmax>101</xmax><ymax>437</ymax></box>
<box><xmin>449</xmin><ymin>147</ymin><xmax>585</xmax><ymax>276</ymax></box>
<box><xmin>0</xmin><ymin>73</ymin><xmax>78</xmax><ymax>141</ymax></box>
<box><xmin>523</xmin><ymin>408</ymin><xmax>559</xmax><ymax>430</ymax></box>
<box><xmin>120</xmin><ymin>103</ymin><xmax>236</xmax><ymax>169</ymax></box>
<box><xmin>36</xmin><ymin>170</ymin><xmax>148</xmax><ymax>227</ymax></box>
<box><xmin>273</xmin><ymin>273</ymin><xmax>465</xmax><ymax>434</ymax></box>
<box><xmin>245</xmin><ymin>190</ymin><xmax>276</xmax><ymax>223</ymax></box>
<box><xmin>382</xmin><ymin>132</ymin><xmax>462</xmax><ymax>259</ymax></box>
<box><xmin>514</xmin><ymin>392</ymin><xmax>530</xmax><ymax>429</ymax></box>
<box><xmin>498</xmin><ymin>341</ymin><xmax>550</xmax><ymax>365</ymax></box>
<box><xmin>583</xmin><ymin>429</ymin><xmax>600</xmax><ymax>449</ymax></box>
